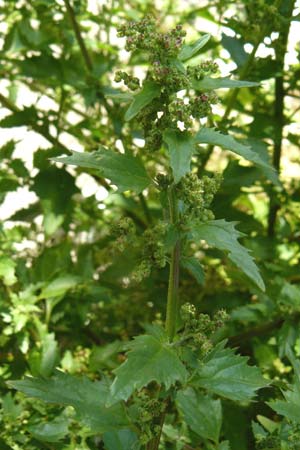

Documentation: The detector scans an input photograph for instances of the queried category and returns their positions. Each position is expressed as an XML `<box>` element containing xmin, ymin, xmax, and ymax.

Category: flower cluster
<box><xmin>114</xmin><ymin>70</ymin><xmax>140</xmax><ymax>90</ymax></box>
<box><xmin>134</xmin><ymin>390</ymin><xmax>166</xmax><ymax>445</ymax></box>
<box><xmin>132</xmin><ymin>222</ymin><xmax>168</xmax><ymax>282</ymax></box>
<box><xmin>187</xmin><ymin>60</ymin><xmax>218</xmax><ymax>80</ymax></box>
<box><xmin>180</xmin><ymin>302</ymin><xmax>228</xmax><ymax>356</ymax></box>
<box><xmin>111</xmin><ymin>217</ymin><xmax>136</xmax><ymax>252</ymax></box>
<box><xmin>177</xmin><ymin>172</ymin><xmax>222</xmax><ymax>222</ymax></box>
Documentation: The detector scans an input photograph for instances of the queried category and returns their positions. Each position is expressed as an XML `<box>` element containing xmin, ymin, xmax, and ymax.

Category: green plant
<box><xmin>1</xmin><ymin>1</ymin><xmax>300</xmax><ymax>449</ymax></box>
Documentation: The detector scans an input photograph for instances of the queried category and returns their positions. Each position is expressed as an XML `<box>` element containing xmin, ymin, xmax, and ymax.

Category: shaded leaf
<box><xmin>181</xmin><ymin>256</ymin><xmax>204</xmax><ymax>285</ymax></box>
<box><xmin>28</xmin><ymin>417</ymin><xmax>69</xmax><ymax>443</ymax></box>
<box><xmin>103</xmin><ymin>429</ymin><xmax>140</xmax><ymax>450</ymax></box>
<box><xmin>176</xmin><ymin>387</ymin><xmax>222</xmax><ymax>443</ymax></box>
<box><xmin>163</xmin><ymin>129</ymin><xmax>194</xmax><ymax>183</ymax></box>
<box><xmin>179</xmin><ymin>34</ymin><xmax>210</xmax><ymax>61</ymax></box>
<box><xmin>8</xmin><ymin>370</ymin><xmax>130</xmax><ymax>433</ymax></box>
<box><xmin>192</xmin><ymin>219</ymin><xmax>265</xmax><ymax>290</ymax></box>
<box><xmin>192</xmin><ymin>77</ymin><xmax>259</xmax><ymax>90</ymax></box>
<box><xmin>194</xmin><ymin>128</ymin><xmax>277</xmax><ymax>184</ymax></box>
<box><xmin>52</xmin><ymin>148</ymin><xmax>151</xmax><ymax>194</ymax></box>
<box><xmin>110</xmin><ymin>334</ymin><xmax>188</xmax><ymax>404</ymax></box>
<box><xmin>124</xmin><ymin>82</ymin><xmax>160</xmax><ymax>121</ymax></box>
<box><xmin>193</xmin><ymin>341</ymin><xmax>269</xmax><ymax>402</ymax></box>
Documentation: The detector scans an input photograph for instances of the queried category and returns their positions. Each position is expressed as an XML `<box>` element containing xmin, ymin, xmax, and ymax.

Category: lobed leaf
<box><xmin>124</xmin><ymin>82</ymin><xmax>161</xmax><ymax>121</ymax></box>
<box><xmin>176</xmin><ymin>387</ymin><xmax>222</xmax><ymax>443</ymax></box>
<box><xmin>8</xmin><ymin>371</ymin><xmax>130</xmax><ymax>433</ymax></box>
<box><xmin>109</xmin><ymin>334</ymin><xmax>188</xmax><ymax>404</ymax></box>
<box><xmin>52</xmin><ymin>148</ymin><xmax>151</xmax><ymax>193</ymax></box>
<box><xmin>178</xmin><ymin>34</ymin><xmax>211</xmax><ymax>61</ymax></box>
<box><xmin>191</xmin><ymin>219</ymin><xmax>265</xmax><ymax>290</ymax></box>
<box><xmin>163</xmin><ymin>129</ymin><xmax>195</xmax><ymax>183</ymax></box>
<box><xmin>192</xmin><ymin>76</ymin><xmax>259</xmax><ymax>90</ymax></box>
<box><xmin>193</xmin><ymin>341</ymin><xmax>269</xmax><ymax>402</ymax></box>
<box><xmin>194</xmin><ymin>127</ymin><xmax>277</xmax><ymax>183</ymax></box>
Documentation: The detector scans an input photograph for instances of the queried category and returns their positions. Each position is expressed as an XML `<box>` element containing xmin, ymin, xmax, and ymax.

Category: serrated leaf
<box><xmin>163</xmin><ymin>129</ymin><xmax>194</xmax><ymax>183</ymax></box>
<box><xmin>176</xmin><ymin>387</ymin><xmax>222</xmax><ymax>443</ymax></box>
<box><xmin>8</xmin><ymin>370</ymin><xmax>129</xmax><ymax>433</ymax></box>
<box><xmin>192</xmin><ymin>77</ymin><xmax>259</xmax><ymax>90</ymax></box>
<box><xmin>28</xmin><ymin>417</ymin><xmax>69</xmax><ymax>443</ymax></box>
<box><xmin>124</xmin><ymin>82</ymin><xmax>160</xmax><ymax>121</ymax></box>
<box><xmin>191</xmin><ymin>219</ymin><xmax>265</xmax><ymax>290</ymax></box>
<box><xmin>194</xmin><ymin>128</ymin><xmax>276</xmax><ymax>183</ymax></box>
<box><xmin>193</xmin><ymin>341</ymin><xmax>269</xmax><ymax>402</ymax></box>
<box><xmin>268</xmin><ymin>392</ymin><xmax>300</xmax><ymax>423</ymax></box>
<box><xmin>181</xmin><ymin>256</ymin><xmax>204</xmax><ymax>285</ymax></box>
<box><xmin>178</xmin><ymin>34</ymin><xmax>210</xmax><ymax>61</ymax></box>
<box><xmin>52</xmin><ymin>148</ymin><xmax>151</xmax><ymax>193</ymax></box>
<box><xmin>109</xmin><ymin>334</ymin><xmax>188</xmax><ymax>404</ymax></box>
<box><xmin>103</xmin><ymin>429</ymin><xmax>140</xmax><ymax>450</ymax></box>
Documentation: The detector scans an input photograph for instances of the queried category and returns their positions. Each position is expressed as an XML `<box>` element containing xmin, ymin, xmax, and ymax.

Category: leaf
<box><xmin>8</xmin><ymin>370</ymin><xmax>130</xmax><ymax>433</ymax></box>
<box><xmin>109</xmin><ymin>334</ymin><xmax>188</xmax><ymax>404</ymax></box>
<box><xmin>163</xmin><ymin>129</ymin><xmax>195</xmax><ymax>183</ymax></box>
<box><xmin>29</xmin><ymin>333</ymin><xmax>59</xmax><ymax>377</ymax></box>
<box><xmin>52</xmin><ymin>148</ymin><xmax>151</xmax><ymax>193</ymax></box>
<box><xmin>221</xmin><ymin>33</ymin><xmax>248</xmax><ymax>68</ymax></box>
<box><xmin>191</xmin><ymin>219</ymin><xmax>265</xmax><ymax>290</ymax></box>
<box><xmin>181</xmin><ymin>257</ymin><xmax>205</xmax><ymax>285</ymax></box>
<box><xmin>176</xmin><ymin>387</ymin><xmax>222</xmax><ymax>443</ymax></box>
<box><xmin>124</xmin><ymin>82</ymin><xmax>161</xmax><ymax>121</ymax></box>
<box><xmin>194</xmin><ymin>128</ymin><xmax>276</xmax><ymax>182</ymax></box>
<box><xmin>0</xmin><ymin>107</ymin><xmax>37</xmax><ymax>127</ymax></box>
<box><xmin>39</xmin><ymin>275</ymin><xmax>80</xmax><ymax>299</ymax></box>
<box><xmin>192</xmin><ymin>77</ymin><xmax>259</xmax><ymax>90</ymax></box>
<box><xmin>0</xmin><ymin>256</ymin><xmax>17</xmax><ymax>286</ymax></box>
<box><xmin>28</xmin><ymin>417</ymin><xmax>69</xmax><ymax>443</ymax></box>
<box><xmin>178</xmin><ymin>34</ymin><xmax>210</xmax><ymax>61</ymax></box>
<box><xmin>193</xmin><ymin>341</ymin><xmax>269</xmax><ymax>402</ymax></box>
<box><xmin>103</xmin><ymin>429</ymin><xmax>140</xmax><ymax>450</ymax></box>
<box><xmin>268</xmin><ymin>386</ymin><xmax>300</xmax><ymax>423</ymax></box>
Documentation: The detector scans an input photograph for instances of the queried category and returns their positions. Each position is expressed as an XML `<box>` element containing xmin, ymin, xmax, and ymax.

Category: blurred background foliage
<box><xmin>0</xmin><ymin>0</ymin><xmax>299</xmax><ymax>448</ymax></box>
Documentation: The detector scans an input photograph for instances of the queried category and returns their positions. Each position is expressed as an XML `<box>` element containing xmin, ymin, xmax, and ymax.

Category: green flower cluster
<box><xmin>111</xmin><ymin>217</ymin><xmax>136</xmax><ymax>252</ymax></box>
<box><xmin>187</xmin><ymin>60</ymin><xmax>218</xmax><ymax>80</ymax></box>
<box><xmin>177</xmin><ymin>172</ymin><xmax>222</xmax><ymax>222</ymax></box>
<box><xmin>180</xmin><ymin>302</ymin><xmax>228</xmax><ymax>355</ymax></box>
<box><xmin>117</xmin><ymin>16</ymin><xmax>186</xmax><ymax>59</ymax></box>
<box><xmin>134</xmin><ymin>390</ymin><xmax>166</xmax><ymax>445</ymax></box>
<box><xmin>114</xmin><ymin>70</ymin><xmax>140</xmax><ymax>90</ymax></box>
<box><xmin>132</xmin><ymin>222</ymin><xmax>168</xmax><ymax>282</ymax></box>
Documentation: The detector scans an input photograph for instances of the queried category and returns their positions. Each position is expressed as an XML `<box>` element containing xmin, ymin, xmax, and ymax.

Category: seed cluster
<box><xmin>114</xmin><ymin>70</ymin><xmax>140</xmax><ymax>90</ymax></box>
<box><xmin>177</xmin><ymin>172</ymin><xmax>222</xmax><ymax>222</ymax></box>
<box><xmin>180</xmin><ymin>302</ymin><xmax>228</xmax><ymax>356</ymax></box>
<box><xmin>134</xmin><ymin>390</ymin><xmax>166</xmax><ymax>445</ymax></box>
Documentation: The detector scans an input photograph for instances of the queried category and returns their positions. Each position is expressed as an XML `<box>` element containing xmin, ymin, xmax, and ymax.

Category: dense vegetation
<box><xmin>0</xmin><ymin>1</ymin><xmax>299</xmax><ymax>449</ymax></box>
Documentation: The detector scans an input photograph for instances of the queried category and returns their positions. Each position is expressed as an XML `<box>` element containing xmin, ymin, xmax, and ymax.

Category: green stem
<box><xmin>63</xmin><ymin>0</ymin><xmax>93</xmax><ymax>72</ymax></box>
<box><xmin>165</xmin><ymin>185</ymin><xmax>180</xmax><ymax>341</ymax></box>
<box><xmin>267</xmin><ymin>0</ymin><xmax>296</xmax><ymax>237</ymax></box>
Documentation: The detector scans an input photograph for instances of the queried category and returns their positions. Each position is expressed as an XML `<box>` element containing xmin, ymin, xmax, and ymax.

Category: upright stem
<box><xmin>165</xmin><ymin>185</ymin><xmax>180</xmax><ymax>341</ymax></box>
<box><xmin>267</xmin><ymin>0</ymin><xmax>296</xmax><ymax>236</ymax></box>
<box><xmin>63</xmin><ymin>0</ymin><xmax>93</xmax><ymax>72</ymax></box>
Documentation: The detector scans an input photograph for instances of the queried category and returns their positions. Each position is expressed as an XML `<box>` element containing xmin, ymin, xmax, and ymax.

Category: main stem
<box><xmin>165</xmin><ymin>185</ymin><xmax>180</xmax><ymax>341</ymax></box>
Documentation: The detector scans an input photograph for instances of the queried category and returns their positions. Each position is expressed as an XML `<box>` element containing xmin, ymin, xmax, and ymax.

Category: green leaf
<box><xmin>191</xmin><ymin>219</ymin><xmax>265</xmax><ymax>290</ymax></box>
<box><xmin>109</xmin><ymin>334</ymin><xmax>188</xmax><ymax>404</ymax></box>
<box><xmin>103</xmin><ymin>429</ymin><xmax>140</xmax><ymax>450</ymax></box>
<box><xmin>28</xmin><ymin>417</ymin><xmax>69</xmax><ymax>443</ymax></box>
<box><xmin>124</xmin><ymin>82</ymin><xmax>161</xmax><ymax>121</ymax></box>
<box><xmin>29</xmin><ymin>333</ymin><xmax>59</xmax><ymax>377</ymax></box>
<box><xmin>163</xmin><ymin>129</ymin><xmax>195</xmax><ymax>183</ymax></box>
<box><xmin>192</xmin><ymin>77</ymin><xmax>259</xmax><ymax>90</ymax></box>
<box><xmin>0</xmin><ymin>256</ymin><xmax>17</xmax><ymax>286</ymax></box>
<box><xmin>52</xmin><ymin>148</ymin><xmax>151</xmax><ymax>193</ymax></box>
<box><xmin>193</xmin><ymin>341</ymin><xmax>269</xmax><ymax>402</ymax></box>
<box><xmin>39</xmin><ymin>275</ymin><xmax>80</xmax><ymax>299</ymax></box>
<box><xmin>268</xmin><ymin>385</ymin><xmax>300</xmax><ymax>423</ymax></box>
<box><xmin>194</xmin><ymin>128</ymin><xmax>276</xmax><ymax>182</ymax></box>
<box><xmin>8</xmin><ymin>370</ymin><xmax>129</xmax><ymax>433</ymax></box>
<box><xmin>176</xmin><ymin>387</ymin><xmax>222</xmax><ymax>443</ymax></box>
<box><xmin>181</xmin><ymin>257</ymin><xmax>204</xmax><ymax>285</ymax></box>
<box><xmin>178</xmin><ymin>34</ymin><xmax>210</xmax><ymax>61</ymax></box>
